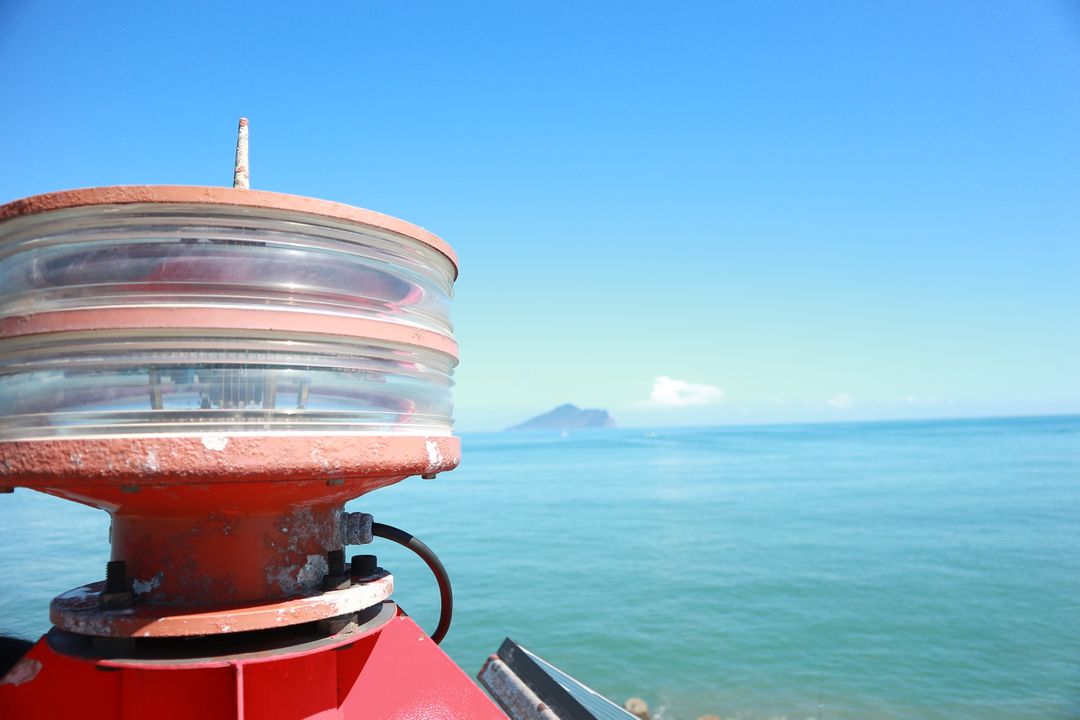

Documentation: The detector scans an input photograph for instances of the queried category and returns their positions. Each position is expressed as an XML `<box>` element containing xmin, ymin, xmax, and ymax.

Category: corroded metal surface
<box><xmin>232</xmin><ymin>118</ymin><xmax>250</xmax><ymax>189</ymax></box>
<box><xmin>2</xmin><ymin>434</ymin><xmax>458</xmax><ymax>609</ymax></box>
<box><xmin>110</xmin><ymin>503</ymin><xmax>345</xmax><ymax>605</ymax></box>
<box><xmin>0</xmin><ymin>434</ymin><xmax>460</xmax><ymax>487</ymax></box>
<box><xmin>342</xmin><ymin>512</ymin><xmax>374</xmax><ymax>545</ymax></box>
<box><xmin>0</xmin><ymin>185</ymin><xmax>458</xmax><ymax>271</ymax></box>
<box><xmin>479</xmin><ymin>656</ymin><xmax>561</xmax><ymax>720</ymax></box>
<box><xmin>50</xmin><ymin>572</ymin><xmax>394</xmax><ymax>638</ymax></box>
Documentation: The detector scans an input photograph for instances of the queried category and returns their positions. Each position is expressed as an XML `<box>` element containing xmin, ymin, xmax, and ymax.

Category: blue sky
<box><xmin>2</xmin><ymin>1</ymin><xmax>1078</xmax><ymax>430</ymax></box>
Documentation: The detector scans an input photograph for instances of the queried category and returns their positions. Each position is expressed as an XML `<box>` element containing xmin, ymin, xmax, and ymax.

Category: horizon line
<box><xmin>455</xmin><ymin>410</ymin><xmax>1080</xmax><ymax>435</ymax></box>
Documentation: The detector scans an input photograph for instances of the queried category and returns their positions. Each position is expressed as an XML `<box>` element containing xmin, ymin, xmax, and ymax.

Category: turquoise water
<box><xmin>2</xmin><ymin>416</ymin><xmax>1078</xmax><ymax>719</ymax></box>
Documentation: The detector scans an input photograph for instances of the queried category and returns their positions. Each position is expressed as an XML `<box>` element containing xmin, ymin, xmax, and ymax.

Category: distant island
<box><xmin>506</xmin><ymin>404</ymin><xmax>617</xmax><ymax>431</ymax></box>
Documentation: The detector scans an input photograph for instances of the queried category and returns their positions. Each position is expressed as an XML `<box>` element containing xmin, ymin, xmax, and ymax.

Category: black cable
<box><xmin>371</xmin><ymin>522</ymin><xmax>453</xmax><ymax>644</ymax></box>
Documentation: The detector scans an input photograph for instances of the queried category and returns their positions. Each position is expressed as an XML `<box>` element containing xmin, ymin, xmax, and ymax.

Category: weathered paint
<box><xmin>232</xmin><ymin>118</ymin><xmax>250</xmax><ymax>190</ymax></box>
<box><xmin>0</xmin><ymin>185</ymin><xmax>459</xmax><ymax>273</ymax></box>
<box><xmin>0</xmin><ymin>434</ymin><xmax>461</xmax><ymax>487</ymax></box>
<box><xmin>201</xmin><ymin>436</ymin><xmax>230</xmax><ymax>452</ymax></box>
<box><xmin>2</xmin><ymin>434</ymin><xmax>457</xmax><ymax>611</ymax></box>
<box><xmin>478</xmin><ymin>656</ymin><xmax>561</xmax><ymax>720</ymax></box>
<box><xmin>1</xmin><ymin>609</ymin><xmax>507</xmax><ymax>719</ymax></box>
<box><xmin>51</xmin><ymin>572</ymin><xmax>394</xmax><ymax>638</ymax></box>
<box><xmin>132</xmin><ymin>571</ymin><xmax>164</xmax><ymax>596</ymax></box>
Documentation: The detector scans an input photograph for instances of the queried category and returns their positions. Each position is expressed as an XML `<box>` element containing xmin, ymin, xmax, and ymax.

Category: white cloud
<box><xmin>647</xmin><ymin>376</ymin><xmax>724</xmax><ymax>407</ymax></box>
<box><xmin>827</xmin><ymin>392</ymin><xmax>854</xmax><ymax>410</ymax></box>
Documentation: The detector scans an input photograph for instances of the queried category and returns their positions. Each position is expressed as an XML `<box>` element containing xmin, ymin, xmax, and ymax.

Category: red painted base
<box><xmin>0</xmin><ymin>605</ymin><xmax>506</xmax><ymax>719</ymax></box>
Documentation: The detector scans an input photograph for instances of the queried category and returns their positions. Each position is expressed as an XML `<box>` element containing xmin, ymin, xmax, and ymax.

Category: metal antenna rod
<box><xmin>233</xmin><ymin>117</ymin><xmax>250</xmax><ymax>189</ymax></box>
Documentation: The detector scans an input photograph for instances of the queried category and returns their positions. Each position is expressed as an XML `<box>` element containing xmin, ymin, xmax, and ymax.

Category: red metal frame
<box><xmin>0</xmin><ymin>605</ymin><xmax>505</xmax><ymax>719</ymax></box>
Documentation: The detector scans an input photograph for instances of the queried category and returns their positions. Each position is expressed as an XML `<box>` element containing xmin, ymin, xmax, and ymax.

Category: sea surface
<box><xmin>2</xmin><ymin>415</ymin><xmax>1078</xmax><ymax>719</ymax></box>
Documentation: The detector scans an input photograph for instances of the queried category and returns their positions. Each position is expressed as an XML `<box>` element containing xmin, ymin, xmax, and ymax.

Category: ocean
<box><xmin>2</xmin><ymin>415</ymin><xmax>1078</xmax><ymax>719</ymax></box>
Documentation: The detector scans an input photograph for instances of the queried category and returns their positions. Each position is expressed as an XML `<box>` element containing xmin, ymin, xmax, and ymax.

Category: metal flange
<box><xmin>50</xmin><ymin>571</ymin><xmax>393</xmax><ymax>638</ymax></box>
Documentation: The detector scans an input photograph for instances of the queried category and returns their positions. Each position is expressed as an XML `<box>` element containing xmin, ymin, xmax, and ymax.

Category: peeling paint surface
<box><xmin>0</xmin><ymin>658</ymin><xmax>41</xmax><ymax>687</ymax></box>
<box><xmin>0</xmin><ymin>434</ymin><xmax>460</xmax><ymax>486</ymax></box>
<box><xmin>55</xmin><ymin>585</ymin><xmax>95</xmax><ymax>602</ymax></box>
<box><xmin>425</xmin><ymin>439</ymin><xmax>443</xmax><ymax>472</ymax></box>
<box><xmin>201</xmin><ymin>436</ymin><xmax>229</xmax><ymax>451</ymax></box>
<box><xmin>5</xmin><ymin>434</ymin><xmax>459</xmax><ymax>631</ymax></box>
<box><xmin>142</xmin><ymin>448</ymin><xmax>159</xmax><ymax>472</ymax></box>
<box><xmin>133</xmin><ymin>571</ymin><xmax>164</xmax><ymax>595</ymax></box>
<box><xmin>295</xmin><ymin>554</ymin><xmax>329</xmax><ymax>593</ymax></box>
<box><xmin>51</xmin><ymin>573</ymin><xmax>394</xmax><ymax>638</ymax></box>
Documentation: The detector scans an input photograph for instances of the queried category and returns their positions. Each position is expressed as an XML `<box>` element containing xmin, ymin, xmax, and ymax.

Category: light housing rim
<box><xmin>0</xmin><ymin>185</ymin><xmax>458</xmax><ymax>277</ymax></box>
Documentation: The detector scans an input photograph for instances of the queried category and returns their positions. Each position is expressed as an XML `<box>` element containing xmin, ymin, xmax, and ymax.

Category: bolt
<box><xmin>351</xmin><ymin>554</ymin><xmax>377</xmax><ymax>577</ymax></box>
<box><xmin>104</xmin><ymin>561</ymin><xmax>126</xmax><ymax>593</ymax></box>
<box><xmin>327</xmin><ymin>549</ymin><xmax>346</xmax><ymax>576</ymax></box>
<box><xmin>100</xmin><ymin>560</ymin><xmax>134</xmax><ymax>610</ymax></box>
<box><xmin>323</xmin><ymin>549</ymin><xmax>350</xmax><ymax>591</ymax></box>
